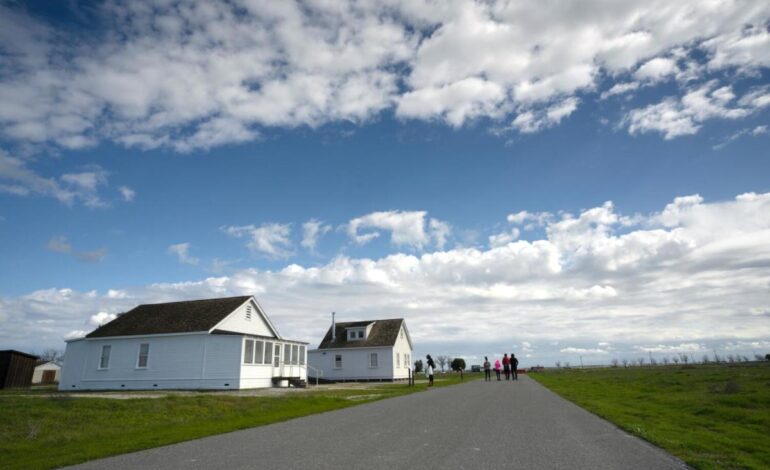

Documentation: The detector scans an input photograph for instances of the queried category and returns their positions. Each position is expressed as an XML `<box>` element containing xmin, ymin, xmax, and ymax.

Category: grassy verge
<box><xmin>530</xmin><ymin>363</ymin><xmax>770</xmax><ymax>469</ymax></box>
<box><xmin>0</xmin><ymin>372</ymin><xmax>475</xmax><ymax>470</ymax></box>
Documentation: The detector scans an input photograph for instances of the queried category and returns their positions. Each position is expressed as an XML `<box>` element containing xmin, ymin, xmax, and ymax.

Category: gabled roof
<box><xmin>316</xmin><ymin>319</ymin><xmax>407</xmax><ymax>349</ymax></box>
<box><xmin>86</xmin><ymin>296</ymin><xmax>252</xmax><ymax>338</ymax></box>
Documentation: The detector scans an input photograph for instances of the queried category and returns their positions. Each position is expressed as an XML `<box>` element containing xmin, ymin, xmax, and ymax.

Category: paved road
<box><xmin>65</xmin><ymin>377</ymin><xmax>688</xmax><ymax>470</ymax></box>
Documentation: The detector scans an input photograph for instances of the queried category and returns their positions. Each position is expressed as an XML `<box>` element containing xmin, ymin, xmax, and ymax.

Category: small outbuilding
<box><xmin>308</xmin><ymin>317</ymin><xmax>413</xmax><ymax>382</ymax></box>
<box><xmin>0</xmin><ymin>350</ymin><xmax>39</xmax><ymax>389</ymax></box>
<box><xmin>32</xmin><ymin>361</ymin><xmax>62</xmax><ymax>384</ymax></box>
<box><xmin>60</xmin><ymin>295</ymin><xmax>308</xmax><ymax>391</ymax></box>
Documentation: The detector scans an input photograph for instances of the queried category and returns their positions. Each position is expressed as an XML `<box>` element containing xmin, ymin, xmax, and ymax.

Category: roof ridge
<box><xmin>137</xmin><ymin>295</ymin><xmax>252</xmax><ymax>307</ymax></box>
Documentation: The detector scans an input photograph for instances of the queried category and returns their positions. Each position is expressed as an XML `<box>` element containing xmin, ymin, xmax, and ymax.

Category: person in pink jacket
<box><xmin>494</xmin><ymin>358</ymin><xmax>502</xmax><ymax>381</ymax></box>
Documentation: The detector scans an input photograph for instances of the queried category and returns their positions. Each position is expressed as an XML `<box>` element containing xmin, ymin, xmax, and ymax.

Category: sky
<box><xmin>1</xmin><ymin>0</ymin><xmax>769</xmax><ymax>367</ymax></box>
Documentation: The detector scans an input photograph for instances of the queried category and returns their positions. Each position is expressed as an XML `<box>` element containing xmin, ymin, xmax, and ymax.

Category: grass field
<box><xmin>530</xmin><ymin>363</ymin><xmax>770</xmax><ymax>470</ymax></box>
<box><xmin>0</xmin><ymin>372</ymin><xmax>475</xmax><ymax>470</ymax></box>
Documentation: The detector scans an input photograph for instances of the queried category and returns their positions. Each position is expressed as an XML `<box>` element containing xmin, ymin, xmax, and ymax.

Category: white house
<box><xmin>32</xmin><ymin>361</ymin><xmax>61</xmax><ymax>384</ymax></box>
<box><xmin>308</xmin><ymin>318</ymin><xmax>413</xmax><ymax>382</ymax></box>
<box><xmin>60</xmin><ymin>296</ymin><xmax>308</xmax><ymax>391</ymax></box>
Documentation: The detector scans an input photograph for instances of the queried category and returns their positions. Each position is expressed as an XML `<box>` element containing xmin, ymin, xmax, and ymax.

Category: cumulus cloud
<box><xmin>301</xmin><ymin>219</ymin><xmax>332</xmax><ymax>254</ymax></box>
<box><xmin>3</xmin><ymin>192</ymin><xmax>770</xmax><ymax>362</ymax></box>
<box><xmin>347</xmin><ymin>210</ymin><xmax>451</xmax><ymax>250</ymax></box>
<box><xmin>46</xmin><ymin>236</ymin><xmax>72</xmax><ymax>254</ymax></box>
<box><xmin>223</xmin><ymin>223</ymin><xmax>293</xmax><ymax>258</ymax></box>
<box><xmin>168</xmin><ymin>242</ymin><xmax>200</xmax><ymax>265</ymax></box>
<box><xmin>625</xmin><ymin>81</ymin><xmax>770</xmax><ymax>139</ymax></box>
<box><xmin>0</xmin><ymin>1</ymin><xmax>768</xmax><ymax>152</ymax></box>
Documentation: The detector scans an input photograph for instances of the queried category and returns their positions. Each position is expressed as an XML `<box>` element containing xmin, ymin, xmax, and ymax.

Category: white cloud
<box><xmin>347</xmin><ymin>211</ymin><xmax>450</xmax><ymax>250</ymax></box>
<box><xmin>2</xmin><ymin>192</ymin><xmax>770</xmax><ymax>363</ymax></box>
<box><xmin>301</xmin><ymin>219</ymin><xmax>332</xmax><ymax>254</ymax></box>
<box><xmin>168</xmin><ymin>242</ymin><xmax>200</xmax><ymax>266</ymax></box>
<box><xmin>625</xmin><ymin>81</ymin><xmax>770</xmax><ymax>139</ymax></box>
<box><xmin>0</xmin><ymin>1</ymin><xmax>768</xmax><ymax>151</ymax></box>
<box><xmin>489</xmin><ymin>228</ymin><xmax>520</xmax><ymax>248</ymax></box>
<box><xmin>118</xmin><ymin>186</ymin><xmax>136</xmax><ymax>202</ymax></box>
<box><xmin>634</xmin><ymin>57</ymin><xmax>678</xmax><ymax>82</ymax></box>
<box><xmin>74</xmin><ymin>249</ymin><xmax>108</xmax><ymax>264</ymax></box>
<box><xmin>46</xmin><ymin>235</ymin><xmax>107</xmax><ymax>263</ymax></box>
<box><xmin>223</xmin><ymin>223</ymin><xmax>294</xmax><ymax>258</ymax></box>
<box><xmin>89</xmin><ymin>311</ymin><xmax>117</xmax><ymax>327</ymax></box>
<box><xmin>600</xmin><ymin>82</ymin><xmax>640</xmax><ymax>100</ymax></box>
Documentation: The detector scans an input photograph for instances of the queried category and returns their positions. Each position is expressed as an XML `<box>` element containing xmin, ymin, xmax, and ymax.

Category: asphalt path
<box><xmin>64</xmin><ymin>376</ymin><xmax>688</xmax><ymax>469</ymax></box>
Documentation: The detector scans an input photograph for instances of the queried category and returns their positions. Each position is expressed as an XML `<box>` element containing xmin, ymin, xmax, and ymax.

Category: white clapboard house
<box><xmin>60</xmin><ymin>296</ymin><xmax>308</xmax><ymax>391</ymax></box>
<box><xmin>308</xmin><ymin>317</ymin><xmax>413</xmax><ymax>382</ymax></box>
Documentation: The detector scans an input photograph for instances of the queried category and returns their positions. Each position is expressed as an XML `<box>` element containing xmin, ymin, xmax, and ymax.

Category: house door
<box><xmin>41</xmin><ymin>370</ymin><xmax>56</xmax><ymax>384</ymax></box>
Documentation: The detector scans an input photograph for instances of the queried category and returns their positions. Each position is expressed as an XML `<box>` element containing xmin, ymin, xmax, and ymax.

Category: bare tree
<box><xmin>555</xmin><ymin>361</ymin><xmax>561</xmax><ymax>368</ymax></box>
<box><xmin>637</xmin><ymin>357</ymin><xmax>645</xmax><ymax>366</ymax></box>
<box><xmin>610</xmin><ymin>359</ymin><xmax>619</xmax><ymax>368</ymax></box>
<box><xmin>649</xmin><ymin>357</ymin><xmax>657</xmax><ymax>366</ymax></box>
<box><xmin>662</xmin><ymin>357</ymin><xmax>670</xmax><ymax>365</ymax></box>
<box><xmin>38</xmin><ymin>349</ymin><xmax>64</xmax><ymax>363</ymax></box>
<box><xmin>754</xmin><ymin>354</ymin><xmax>764</xmax><ymax>361</ymax></box>
<box><xmin>436</xmin><ymin>355</ymin><xmax>450</xmax><ymax>372</ymax></box>
<box><xmin>680</xmin><ymin>353</ymin><xmax>689</xmax><ymax>364</ymax></box>
<box><xmin>671</xmin><ymin>356</ymin><xmax>680</xmax><ymax>365</ymax></box>
<box><xmin>622</xmin><ymin>359</ymin><xmax>629</xmax><ymax>368</ymax></box>
<box><xmin>702</xmin><ymin>354</ymin><xmax>710</xmax><ymax>364</ymax></box>
<box><xmin>727</xmin><ymin>354</ymin><xmax>735</xmax><ymax>363</ymax></box>
<box><xmin>564</xmin><ymin>362</ymin><xmax>571</xmax><ymax>369</ymax></box>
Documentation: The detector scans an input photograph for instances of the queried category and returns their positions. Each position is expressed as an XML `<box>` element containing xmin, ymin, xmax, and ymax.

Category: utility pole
<box><xmin>579</xmin><ymin>356</ymin><xmax>584</xmax><ymax>368</ymax></box>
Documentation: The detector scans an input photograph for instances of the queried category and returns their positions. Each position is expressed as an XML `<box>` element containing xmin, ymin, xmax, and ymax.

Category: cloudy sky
<box><xmin>1</xmin><ymin>0</ymin><xmax>769</xmax><ymax>366</ymax></box>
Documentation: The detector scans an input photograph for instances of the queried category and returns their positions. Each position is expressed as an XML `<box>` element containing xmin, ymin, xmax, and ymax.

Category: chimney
<box><xmin>331</xmin><ymin>312</ymin><xmax>336</xmax><ymax>342</ymax></box>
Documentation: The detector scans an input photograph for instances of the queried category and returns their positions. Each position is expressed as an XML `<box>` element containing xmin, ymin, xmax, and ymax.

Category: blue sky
<box><xmin>1</xmin><ymin>1</ymin><xmax>769</xmax><ymax>365</ymax></box>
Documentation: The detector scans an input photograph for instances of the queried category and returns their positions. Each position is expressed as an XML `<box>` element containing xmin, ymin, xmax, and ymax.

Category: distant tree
<box><xmin>765</xmin><ymin>353</ymin><xmax>770</xmax><ymax>362</ymax></box>
<box><xmin>610</xmin><ymin>359</ymin><xmax>619</xmax><ymax>368</ymax></box>
<box><xmin>637</xmin><ymin>357</ymin><xmax>645</xmax><ymax>366</ymax></box>
<box><xmin>726</xmin><ymin>354</ymin><xmax>735</xmax><ymax>363</ymax></box>
<box><xmin>649</xmin><ymin>357</ymin><xmax>657</xmax><ymax>366</ymax></box>
<box><xmin>564</xmin><ymin>362</ymin><xmax>570</xmax><ymax>369</ymax></box>
<box><xmin>451</xmin><ymin>358</ymin><xmax>466</xmax><ymax>371</ymax></box>
<box><xmin>38</xmin><ymin>349</ymin><xmax>64</xmax><ymax>363</ymax></box>
<box><xmin>555</xmin><ymin>361</ymin><xmax>561</xmax><ymax>368</ymax></box>
<box><xmin>414</xmin><ymin>360</ymin><xmax>424</xmax><ymax>373</ymax></box>
<box><xmin>702</xmin><ymin>355</ymin><xmax>710</xmax><ymax>364</ymax></box>
<box><xmin>671</xmin><ymin>356</ymin><xmax>680</xmax><ymax>365</ymax></box>
<box><xmin>662</xmin><ymin>357</ymin><xmax>669</xmax><ymax>365</ymax></box>
<box><xmin>753</xmin><ymin>354</ymin><xmax>764</xmax><ymax>361</ymax></box>
<box><xmin>680</xmin><ymin>353</ymin><xmax>688</xmax><ymax>364</ymax></box>
<box><xmin>436</xmin><ymin>355</ymin><xmax>450</xmax><ymax>372</ymax></box>
<box><xmin>622</xmin><ymin>359</ymin><xmax>629</xmax><ymax>368</ymax></box>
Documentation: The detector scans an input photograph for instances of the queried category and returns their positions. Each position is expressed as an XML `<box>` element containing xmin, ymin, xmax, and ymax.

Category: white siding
<box><xmin>214</xmin><ymin>299</ymin><xmax>275</xmax><ymax>337</ymax></box>
<box><xmin>308</xmin><ymin>347</ymin><xmax>396</xmax><ymax>381</ymax></box>
<box><xmin>60</xmin><ymin>334</ymin><xmax>244</xmax><ymax>390</ymax></box>
<box><xmin>32</xmin><ymin>362</ymin><xmax>62</xmax><ymax>384</ymax></box>
<box><xmin>391</xmin><ymin>325</ymin><xmax>413</xmax><ymax>379</ymax></box>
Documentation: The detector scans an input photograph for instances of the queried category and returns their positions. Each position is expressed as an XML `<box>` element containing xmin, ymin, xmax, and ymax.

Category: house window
<box><xmin>348</xmin><ymin>330</ymin><xmax>355</xmax><ymax>340</ymax></box>
<box><xmin>274</xmin><ymin>344</ymin><xmax>281</xmax><ymax>367</ymax></box>
<box><xmin>396</xmin><ymin>353</ymin><xmax>400</xmax><ymax>367</ymax></box>
<box><xmin>265</xmin><ymin>341</ymin><xmax>273</xmax><ymax>365</ymax></box>
<box><xmin>299</xmin><ymin>345</ymin><xmax>306</xmax><ymax>365</ymax></box>
<box><xmin>254</xmin><ymin>340</ymin><xmax>264</xmax><ymax>364</ymax></box>
<box><xmin>243</xmin><ymin>339</ymin><xmax>254</xmax><ymax>364</ymax></box>
<box><xmin>400</xmin><ymin>329</ymin><xmax>404</xmax><ymax>339</ymax></box>
<box><xmin>291</xmin><ymin>345</ymin><xmax>299</xmax><ymax>365</ymax></box>
<box><xmin>357</xmin><ymin>330</ymin><xmax>364</xmax><ymax>339</ymax></box>
<box><xmin>284</xmin><ymin>344</ymin><xmax>291</xmax><ymax>364</ymax></box>
<box><xmin>99</xmin><ymin>345</ymin><xmax>111</xmax><ymax>369</ymax></box>
<box><xmin>334</xmin><ymin>354</ymin><xmax>342</xmax><ymax>369</ymax></box>
<box><xmin>136</xmin><ymin>343</ymin><xmax>150</xmax><ymax>368</ymax></box>
<box><xmin>369</xmin><ymin>353</ymin><xmax>378</xmax><ymax>368</ymax></box>
<box><xmin>245</xmin><ymin>304</ymin><xmax>252</xmax><ymax>321</ymax></box>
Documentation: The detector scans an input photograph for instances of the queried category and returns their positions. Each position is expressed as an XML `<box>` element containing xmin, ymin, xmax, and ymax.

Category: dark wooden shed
<box><xmin>0</xmin><ymin>350</ymin><xmax>39</xmax><ymax>389</ymax></box>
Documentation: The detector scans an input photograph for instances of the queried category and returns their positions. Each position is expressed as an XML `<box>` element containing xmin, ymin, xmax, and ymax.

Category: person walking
<box><xmin>426</xmin><ymin>354</ymin><xmax>436</xmax><ymax>387</ymax></box>
<box><xmin>483</xmin><ymin>356</ymin><xmax>491</xmax><ymax>382</ymax></box>
<box><xmin>511</xmin><ymin>353</ymin><xmax>519</xmax><ymax>380</ymax></box>
<box><xmin>494</xmin><ymin>358</ymin><xmax>502</xmax><ymax>381</ymax></box>
<box><xmin>503</xmin><ymin>353</ymin><xmax>511</xmax><ymax>380</ymax></box>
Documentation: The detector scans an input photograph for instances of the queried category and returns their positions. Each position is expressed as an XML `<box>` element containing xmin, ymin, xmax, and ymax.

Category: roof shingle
<box><xmin>316</xmin><ymin>319</ymin><xmax>405</xmax><ymax>349</ymax></box>
<box><xmin>86</xmin><ymin>296</ymin><xmax>251</xmax><ymax>338</ymax></box>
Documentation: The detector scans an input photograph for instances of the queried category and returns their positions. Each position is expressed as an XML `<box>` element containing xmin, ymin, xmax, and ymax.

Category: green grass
<box><xmin>530</xmin><ymin>363</ymin><xmax>770</xmax><ymax>470</ymax></box>
<box><xmin>0</xmin><ymin>372</ymin><xmax>474</xmax><ymax>470</ymax></box>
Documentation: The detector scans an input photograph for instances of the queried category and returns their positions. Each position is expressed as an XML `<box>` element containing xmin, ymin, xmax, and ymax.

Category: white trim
<box><xmin>135</xmin><ymin>343</ymin><xmax>150</xmax><ymax>369</ymax></box>
<box><xmin>309</xmin><ymin>345</ymin><xmax>397</xmax><ymax>352</ymax></box>
<box><xmin>98</xmin><ymin>344</ymin><xmax>111</xmax><ymax>370</ymax></box>
<box><xmin>208</xmin><ymin>297</ymin><xmax>282</xmax><ymax>339</ymax></box>
<box><xmin>85</xmin><ymin>331</ymin><xmax>208</xmax><ymax>341</ymax></box>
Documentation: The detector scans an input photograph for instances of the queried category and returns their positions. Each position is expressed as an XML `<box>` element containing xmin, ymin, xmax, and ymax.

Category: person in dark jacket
<box><xmin>503</xmin><ymin>353</ymin><xmax>511</xmax><ymax>380</ymax></box>
<box><xmin>511</xmin><ymin>353</ymin><xmax>519</xmax><ymax>380</ymax></box>
<box><xmin>426</xmin><ymin>354</ymin><xmax>436</xmax><ymax>387</ymax></box>
<box><xmin>483</xmin><ymin>356</ymin><xmax>491</xmax><ymax>382</ymax></box>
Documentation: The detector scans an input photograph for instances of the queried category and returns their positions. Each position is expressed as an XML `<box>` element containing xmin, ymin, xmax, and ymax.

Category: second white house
<box><xmin>308</xmin><ymin>317</ymin><xmax>413</xmax><ymax>382</ymax></box>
